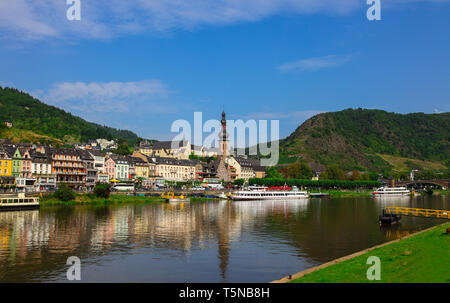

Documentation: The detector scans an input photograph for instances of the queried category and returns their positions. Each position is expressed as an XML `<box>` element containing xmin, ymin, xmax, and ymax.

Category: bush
<box><xmin>54</xmin><ymin>183</ymin><xmax>75</xmax><ymax>201</ymax></box>
<box><xmin>93</xmin><ymin>183</ymin><xmax>111</xmax><ymax>199</ymax></box>
<box><xmin>233</xmin><ymin>179</ymin><xmax>245</xmax><ymax>186</ymax></box>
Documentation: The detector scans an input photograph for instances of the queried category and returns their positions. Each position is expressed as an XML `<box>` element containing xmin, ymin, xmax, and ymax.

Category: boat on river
<box><xmin>0</xmin><ymin>193</ymin><xmax>40</xmax><ymax>210</ymax></box>
<box><xmin>231</xmin><ymin>186</ymin><xmax>308</xmax><ymax>201</ymax></box>
<box><xmin>161</xmin><ymin>192</ymin><xmax>190</xmax><ymax>203</ymax></box>
<box><xmin>371</xmin><ymin>186</ymin><xmax>410</xmax><ymax>197</ymax></box>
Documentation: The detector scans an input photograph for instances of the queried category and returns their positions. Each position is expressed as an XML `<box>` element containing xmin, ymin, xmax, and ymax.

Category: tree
<box><xmin>322</xmin><ymin>165</ymin><xmax>346</xmax><ymax>180</ymax></box>
<box><xmin>265</xmin><ymin>166</ymin><xmax>284</xmax><ymax>179</ymax></box>
<box><xmin>233</xmin><ymin>179</ymin><xmax>245</xmax><ymax>187</ymax></box>
<box><xmin>279</xmin><ymin>162</ymin><xmax>313</xmax><ymax>179</ymax></box>
<box><xmin>290</xmin><ymin>162</ymin><xmax>313</xmax><ymax>179</ymax></box>
<box><xmin>348</xmin><ymin>170</ymin><xmax>361</xmax><ymax>181</ymax></box>
<box><xmin>54</xmin><ymin>183</ymin><xmax>75</xmax><ymax>201</ymax></box>
<box><xmin>93</xmin><ymin>183</ymin><xmax>111</xmax><ymax>199</ymax></box>
<box><xmin>114</xmin><ymin>141</ymin><xmax>132</xmax><ymax>155</ymax></box>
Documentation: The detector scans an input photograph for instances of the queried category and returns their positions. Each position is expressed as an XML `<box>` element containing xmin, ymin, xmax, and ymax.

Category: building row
<box><xmin>0</xmin><ymin>141</ymin><xmax>266</xmax><ymax>192</ymax></box>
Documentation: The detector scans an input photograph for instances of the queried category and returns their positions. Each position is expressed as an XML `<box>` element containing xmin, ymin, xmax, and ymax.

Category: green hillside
<box><xmin>0</xmin><ymin>86</ymin><xmax>138</xmax><ymax>145</ymax></box>
<box><xmin>279</xmin><ymin>108</ymin><xmax>450</xmax><ymax>172</ymax></box>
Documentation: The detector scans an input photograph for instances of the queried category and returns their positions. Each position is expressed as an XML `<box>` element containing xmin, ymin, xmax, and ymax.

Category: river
<box><xmin>0</xmin><ymin>195</ymin><xmax>448</xmax><ymax>282</ymax></box>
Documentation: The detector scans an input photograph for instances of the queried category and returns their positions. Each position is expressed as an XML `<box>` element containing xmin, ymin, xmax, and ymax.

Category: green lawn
<box><xmin>40</xmin><ymin>194</ymin><xmax>166</xmax><ymax>206</ymax></box>
<box><xmin>290</xmin><ymin>223</ymin><xmax>450</xmax><ymax>283</ymax></box>
<box><xmin>39</xmin><ymin>194</ymin><xmax>220</xmax><ymax>206</ymax></box>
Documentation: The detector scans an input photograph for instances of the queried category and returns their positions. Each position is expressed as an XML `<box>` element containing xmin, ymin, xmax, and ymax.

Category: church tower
<box><xmin>219</xmin><ymin>110</ymin><xmax>228</xmax><ymax>160</ymax></box>
<box><xmin>216</xmin><ymin>109</ymin><xmax>231</xmax><ymax>181</ymax></box>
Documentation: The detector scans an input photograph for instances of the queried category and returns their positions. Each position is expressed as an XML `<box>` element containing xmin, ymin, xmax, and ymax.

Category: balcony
<box><xmin>54</xmin><ymin>171</ymin><xmax>87</xmax><ymax>176</ymax></box>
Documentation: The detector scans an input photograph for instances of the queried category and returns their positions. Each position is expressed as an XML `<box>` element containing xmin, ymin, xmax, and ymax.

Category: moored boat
<box><xmin>161</xmin><ymin>192</ymin><xmax>190</xmax><ymax>203</ymax></box>
<box><xmin>371</xmin><ymin>186</ymin><xmax>410</xmax><ymax>197</ymax></box>
<box><xmin>379</xmin><ymin>209</ymin><xmax>402</xmax><ymax>225</ymax></box>
<box><xmin>0</xmin><ymin>193</ymin><xmax>40</xmax><ymax>211</ymax></box>
<box><xmin>217</xmin><ymin>192</ymin><xmax>230</xmax><ymax>200</ymax></box>
<box><xmin>231</xmin><ymin>186</ymin><xmax>308</xmax><ymax>201</ymax></box>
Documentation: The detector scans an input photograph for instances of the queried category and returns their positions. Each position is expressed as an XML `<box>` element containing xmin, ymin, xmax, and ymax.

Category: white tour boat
<box><xmin>371</xmin><ymin>186</ymin><xmax>411</xmax><ymax>197</ymax></box>
<box><xmin>231</xmin><ymin>186</ymin><xmax>308</xmax><ymax>200</ymax></box>
<box><xmin>0</xmin><ymin>193</ymin><xmax>40</xmax><ymax>210</ymax></box>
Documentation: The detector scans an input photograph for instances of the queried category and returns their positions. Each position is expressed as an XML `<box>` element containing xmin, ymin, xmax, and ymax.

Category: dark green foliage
<box><xmin>0</xmin><ymin>87</ymin><xmax>138</xmax><ymax>144</ymax></box>
<box><xmin>93</xmin><ymin>183</ymin><xmax>111</xmax><ymax>199</ymax></box>
<box><xmin>281</xmin><ymin>108</ymin><xmax>450</xmax><ymax>171</ymax></box>
<box><xmin>233</xmin><ymin>179</ymin><xmax>245</xmax><ymax>186</ymax></box>
<box><xmin>249</xmin><ymin>178</ymin><xmax>381</xmax><ymax>189</ymax></box>
<box><xmin>265</xmin><ymin>166</ymin><xmax>284</xmax><ymax>179</ymax></box>
<box><xmin>189</xmin><ymin>153</ymin><xmax>217</xmax><ymax>162</ymax></box>
<box><xmin>425</xmin><ymin>187</ymin><xmax>434</xmax><ymax>195</ymax></box>
<box><xmin>321</xmin><ymin>165</ymin><xmax>346</xmax><ymax>180</ymax></box>
<box><xmin>325</xmin><ymin>109</ymin><xmax>444</xmax><ymax>158</ymax></box>
<box><xmin>54</xmin><ymin>183</ymin><xmax>75</xmax><ymax>201</ymax></box>
<box><xmin>113</xmin><ymin>140</ymin><xmax>132</xmax><ymax>155</ymax></box>
<box><xmin>279</xmin><ymin>162</ymin><xmax>313</xmax><ymax>179</ymax></box>
<box><xmin>414</xmin><ymin>169</ymin><xmax>450</xmax><ymax>180</ymax></box>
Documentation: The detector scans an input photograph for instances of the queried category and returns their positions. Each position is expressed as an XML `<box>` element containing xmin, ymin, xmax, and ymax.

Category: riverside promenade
<box><xmin>272</xmin><ymin>222</ymin><xmax>450</xmax><ymax>283</ymax></box>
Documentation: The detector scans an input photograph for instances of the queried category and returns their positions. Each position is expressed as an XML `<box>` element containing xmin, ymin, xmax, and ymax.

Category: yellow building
<box><xmin>155</xmin><ymin>157</ymin><xmax>197</xmax><ymax>181</ymax></box>
<box><xmin>131</xmin><ymin>151</ymin><xmax>157</xmax><ymax>179</ymax></box>
<box><xmin>134</xmin><ymin>162</ymin><xmax>149</xmax><ymax>178</ymax></box>
<box><xmin>0</xmin><ymin>149</ymin><xmax>12</xmax><ymax>177</ymax></box>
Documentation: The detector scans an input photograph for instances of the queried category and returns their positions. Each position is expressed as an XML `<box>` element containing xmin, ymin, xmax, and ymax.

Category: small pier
<box><xmin>380</xmin><ymin>206</ymin><xmax>450</xmax><ymax>225</ymax></box>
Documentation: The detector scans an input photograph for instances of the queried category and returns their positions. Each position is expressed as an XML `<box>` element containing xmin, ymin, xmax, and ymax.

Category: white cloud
<box><xmin>0</xmin><ymin>81</ymin><xmax>17</xmax><ymax>88</ymax></box>
<box><xmin>1</xmin><ymin>0</ymin><xmax>448</xmax><ymax>41</ymax></box>
<box><xmin>278</xmin><ymin>54</ymin><xmax>355</xmax><ymax>72</ymax></box>
<box><xmin>32</xmin><ymin>80</ymin><xmax>170</xmax><ymax>113</ymax></box>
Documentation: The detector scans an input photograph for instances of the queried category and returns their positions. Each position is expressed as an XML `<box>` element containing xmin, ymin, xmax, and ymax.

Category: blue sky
<box><xmin>0</xmin><ymin>0</ymin><xmax>449</xmax><ymax>141</ymax></box>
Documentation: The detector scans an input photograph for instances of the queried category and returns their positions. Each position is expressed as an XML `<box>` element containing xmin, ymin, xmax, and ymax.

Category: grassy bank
<box><xmin>434</xmin><ymin>189</ymin><xmax>450</xmax><ymax>195</ymax></box>
<box><xmin>40</xmin><ymin>194</ymin><xmax>166</xmax><ymax>206</ymax></box>
<box><xmin>288</xmin><ymin>223</ymin><xmax>450</xmax><ymax>283</ymax></box>
<box><xmin>39</xmin><ymin>194</ymin><xmax>222</xmax><ymax>206</ymax></box>
<box><xmin>310</xmin><ymin>189</ymin><xmax>449</xmax><ymax>197</ymax></box>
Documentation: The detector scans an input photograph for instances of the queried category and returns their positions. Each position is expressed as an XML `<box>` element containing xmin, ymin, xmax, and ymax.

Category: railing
<box><xmin>385</xmin><ymin>207</ymin><xmax>450</xmax><ymax>219</ymax></box>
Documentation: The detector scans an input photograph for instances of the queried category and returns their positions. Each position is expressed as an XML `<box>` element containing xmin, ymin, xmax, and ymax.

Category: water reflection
<box><xmin>0</xmin><ymin>195</ymin><xmax>448</xmax><ymax>282</ymax></box>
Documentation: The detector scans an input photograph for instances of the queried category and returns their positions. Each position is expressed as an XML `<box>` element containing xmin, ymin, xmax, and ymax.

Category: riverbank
<box><xmin>310</xmin><ymin>189</ymin><xmax>450</xmax><ymax>197</ymax></box>
<box><xmin>275</xmin><ymin>222</ymin><xmax>450</xmax><ymax>283</ymax></box>
<box><xmin>435</xmin><ymin>189</ymin><xmax>450</xmax><ymax>195</ymax></box>
<box><xmin>40</xmin><ymin>194</ymin><xmax>166</xmax><ymax>206</ymax></box>
<box><xmin>39</xmin><ymin>194</ymin><xmax>221</xmax><ymax>206</ymax></box>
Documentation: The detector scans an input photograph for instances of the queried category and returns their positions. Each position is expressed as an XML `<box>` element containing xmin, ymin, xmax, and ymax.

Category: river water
<box><xmin>0</xmin><ymin>195</ymin><xmax>448</xmax><ymax>282</ymax></box>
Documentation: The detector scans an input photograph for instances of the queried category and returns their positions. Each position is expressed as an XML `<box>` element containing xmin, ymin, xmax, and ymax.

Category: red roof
<box><xmin>268</xmin><ymin>186</ymin><xmax>292</xmax><ymax>190</ymax></box>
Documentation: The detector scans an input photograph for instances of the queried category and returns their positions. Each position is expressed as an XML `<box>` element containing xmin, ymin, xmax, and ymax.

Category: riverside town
<box><xmin>0</xmin><ymin>0</ymin><xmax>449</xmax><ymax>294</ymax></box>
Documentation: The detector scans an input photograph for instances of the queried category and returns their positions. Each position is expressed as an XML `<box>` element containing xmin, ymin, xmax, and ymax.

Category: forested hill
<box><xmin>280</xmin><ymin>108</ymin><xmax>450</xmax><ymax>172</ymax></box>
<box><xmin>0</xmin><ymin>87</ymin><xmax>138</xmax><ymax>144</ymax></box>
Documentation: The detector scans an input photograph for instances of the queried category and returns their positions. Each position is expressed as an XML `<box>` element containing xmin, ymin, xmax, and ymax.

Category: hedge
<box><xmin>248</xmin><ymin>178</ymin><xmax>381</xmax><ymax>189</ymax></box>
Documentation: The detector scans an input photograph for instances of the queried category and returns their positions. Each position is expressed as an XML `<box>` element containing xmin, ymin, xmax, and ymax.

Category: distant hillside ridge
<box><xmin>280</xmin><ymin>108</ymin><xmax>450</xmax><ymax>171</ymax></box>
<box><xmin>0</xmin><ymin>86</ymin><xmax>138</xmax><ymax>145</ymax></box>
